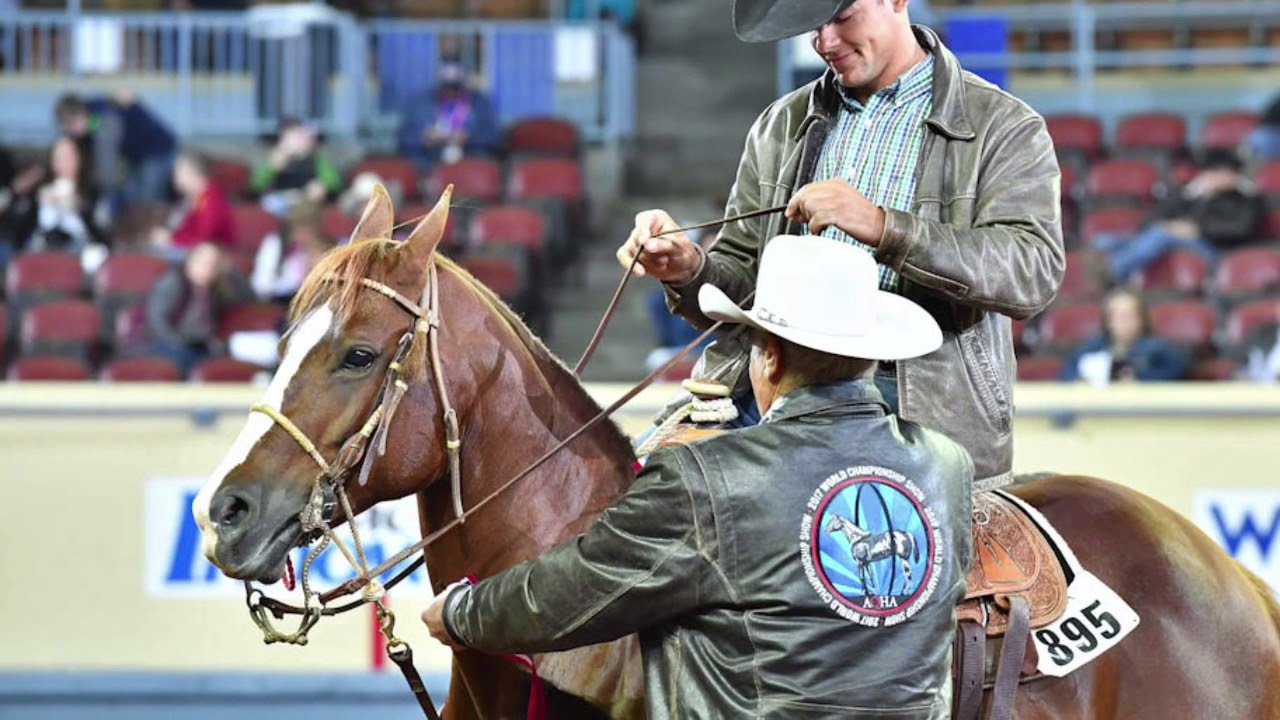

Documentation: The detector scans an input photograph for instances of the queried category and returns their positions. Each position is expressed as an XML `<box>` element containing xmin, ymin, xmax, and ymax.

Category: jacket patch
<box><xmin>800</xmin><ymin>466</ymin><xmax>942</xmax><ymax>627</ymax></box>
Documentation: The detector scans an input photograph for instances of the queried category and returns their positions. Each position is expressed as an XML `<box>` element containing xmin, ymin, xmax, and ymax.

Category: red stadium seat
<box><xmin>1085</xmin><ymin>159</ymin><xmax>1160</xmax><ymax>203</ymax></box>
<box><xmin>1016</xmin><ymin>356</ymin><xmax>1063</xmax><ymax>382</ymax></box>
<box><xmin>1115</xmin><ymin>113</ymin><xmax>1186</xmax><ymax>155</ymax></box>
<box><xmin>1081</xmin><ymin>206</ymin><xmax>1146</xmax><ymax>245</ymax></box>
<box><xmin>427</xmin><ymin>158</ymin><xmax>502</xmax><ymax>203</ymax></box>
<box><xmin>1045</xmin><ymin>115</ymin><xmax>1104</xmax><ymax>159</ymax></box>
<box><xmin>1200</xmin><ymin>112</ymin><xmax>1259</xmax><ymax>152</ymax></box>
<box><xmin>1257</xmin><ymin>162</ymin><xmax>1280</xmax><ymax>198</ymax></box>
<box><xmin>190</xmin><ymin>358</ymin><xmax>262</xmax><ymax>383</ymax></box>
<box><xmin>1059</xmin><ymin>251</ymin><xmax>1105</xmax><ymax>302</ymax></box>
<box><xmin>1059</xmin><ymin>163</ymin><xmax>1077</xmax><ymax>199</ymax></box>
<box><xmin>231</xmin><ymin>204</ymin><xmax>277</xmax><ymax>254</ymax></box>
<box><xmin>1169</xmin><ymin>162</ymin><xmax>1198</xmax><ymax>188</ymax></box>
<box><xmin>94</xmin><ymin>253</ymin><xmax>169</xmax><ymax>303</ymax></box>
<box><xmin>101</xmin><ymin>356</ymin><xmax>183</xmax><ymax>382</ymax></box>
<box><xmin>1268</xmin><ymin>210</ymin><xmax>1280</xmax><ymax>242</ymax></box>
<box><xmin>352</xmin><ymin>157</ymin><xmax>421</xmax><ymax>201</ymax></box>
<box><xmin>1149</xmin><ymin>301</ymin><xmax>1217</xmax><ymax>352</ymax></box>
<box><xmin>1131</xmin><ymin>250</ymin><xmax>1209</xmax><ymax>296</ymax></box>
<box><xmin>5</xmin><ymin>252</ymin><xmax>85</xmax><ymax>304</ymax></box>
<box><xmin>21</xmin><ymin>300</ymin><xmax>100</xmax><ymax>359</ymax></box>
<box><xmin>1190</xmin><ymin>358</ymin><xmax>1239</xmax><ymax>382</ymax></box>
<box><xmin>1038</xmin><ymin>303</ymin><xmax>1104</xmax><ymax>353</ymax></box>
<box><xmin>460</xmin><ymin>255</ymin><xmax>523</xmax><ymax>301</ymax></box>
<box><xmin>1214</xmin><ymin>248</ymin><xmax>1280</xmax><ymax>299</ymax></box>
<box><xmin>508</xmin><ymin>158</ymin><xmax>583</xmax><ymax>202</ymax></box>
<box><xmin>8</xmin><ymin>355</ymin><xmax>90</xmax><ymax>381</ymax></box>
<box><xmin>217</xmin><ymin>302</ymin><xmax>285</xmax><ymax>341</ymax></box>
<box><xmin>209</xmin><ymin>158</ymin><xmax>251</xmax><ymax>199</ymax></box>
<box><xmin>1225</xmin><ymin>299</ymin><xmax>1280</xmax><ymax>348</ymax></box>
<box><xmin>321</xmin><ymin>206</ymin><xmax>358</xmax><ymax>243</ymax></box>
<box><xmin>470</xmin><ymin>206</ymin><xmax>546</xmax><ymax>251</ymax></box>
<box><xmin>505</xmin><ymin>117</ymin><xmax>579</xmax><ymax>156</ymax></box>
<box><xmin>394</xmin><ymin>203</ymin><xmax>458</xmax><ymax>248</ymax></box>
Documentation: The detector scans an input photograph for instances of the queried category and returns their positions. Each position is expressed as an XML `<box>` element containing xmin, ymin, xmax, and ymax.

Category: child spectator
<box><xmin>30</xmin><ymin>136</ymin><xmax>106</xmax><ymax>262</ymax></box>
<box><xmin>145</xmin><ymin>243</ymin><xmax>253</xmax><ymax>374</ymax></box>
<box><xmin>151</xmin><ymin>151</ymin><xmax>236</xmax><ymax>259</ymax></box>
<box><xmin>55</xmin><ymin>92</ymin><xmax>177</xmax><ymax>212</ymax></box>
<box><xmin>250</xmin><ymin>118</ymin><xmax>342</xmax><ymax>217</ymax></box>
<box><xmin>1061</xmin><ymin>289</ymin><xmax>1190</xmax><ymax>386</ymax></box>
<box><xmin>396</xmin><ymin>61</ymin><xmax>499</xmax><ymax>171</ymax></box>
<box><xmin>251</xmin><ymin>202</ymin><xmax>336</xmax><ymax>303</ymax></box>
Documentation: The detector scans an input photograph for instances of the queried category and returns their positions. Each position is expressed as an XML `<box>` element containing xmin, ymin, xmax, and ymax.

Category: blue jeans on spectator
<box><xmin>1093</xmin><ymin>226</ymin><xmax>1217</xmax><ymax>283</ymax></box>
<box><xmin>123</xmin><ymin>152</ymin><xmax>176</xmax><ymax>209</ymax></box>
<box><xmin>1248</xmin><ymin>126</ymin><xmax>1280</xmax><ymax>163</ymax></box>
<box><xmin>149</xmin><ymin>341</ymin><xmax>207</xmax><ymax>377</ymax></box>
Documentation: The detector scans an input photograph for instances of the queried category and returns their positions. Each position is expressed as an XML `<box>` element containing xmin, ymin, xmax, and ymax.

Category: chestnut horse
<box><xmin>194</xmin><ymin>187</ymin><xmax>1280</xmax><ymax>719</ymax></box>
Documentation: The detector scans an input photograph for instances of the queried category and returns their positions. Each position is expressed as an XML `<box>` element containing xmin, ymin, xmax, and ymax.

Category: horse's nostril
<box><xmin>213</xmin><ymin>491</ymin><xmax>251</xmax><ymax>529</ymax></box>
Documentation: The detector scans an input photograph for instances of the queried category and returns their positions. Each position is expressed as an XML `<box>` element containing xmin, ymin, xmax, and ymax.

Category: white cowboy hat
<box><xmin>698</xmin><ymin>235</ymin><xmax>942</xmax><ymax>361</ymax></box>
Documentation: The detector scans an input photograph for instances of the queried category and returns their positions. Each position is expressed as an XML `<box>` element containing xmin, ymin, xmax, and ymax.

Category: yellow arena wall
<box><xmin>1</xmin><ymin>382</ymin><xmax>1277</xmax><ymax>675</ymax></box>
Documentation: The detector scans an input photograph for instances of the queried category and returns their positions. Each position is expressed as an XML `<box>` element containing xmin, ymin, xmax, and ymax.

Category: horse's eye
<box><xmin>341</xmin><ymin>347</ymin><xmax>377</xmax><ymax>371</ymax></box>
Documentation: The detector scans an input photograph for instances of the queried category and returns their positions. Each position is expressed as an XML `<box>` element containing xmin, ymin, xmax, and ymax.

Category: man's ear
<box><xmin>762</xmin><ymin>334</ymin><xmax>787</xmax><ymax>386</ymax></box>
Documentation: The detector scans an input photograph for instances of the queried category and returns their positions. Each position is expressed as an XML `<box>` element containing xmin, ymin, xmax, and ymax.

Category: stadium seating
<box><xmin>231</xmin><ymin>204</ymin><xmax>278</xmax><ymax>254</ymax></box>
<box><xmin>1045</xmin><ymin>115</ymin><xmax>1104</xmax><ymax>160</ymax></box>
<box><xmin>209</xmin><ymin>158</ymin><xmax>252</xmax><ymax>199</ymax></box>
<box><xmin>101</xmin><ymin>356</ymin><xmax>183</xmax><ymax>382</ymax></box>
<box><xmin>1225</xmin><ymin>299</ymin><xmax>1280</xmax><ymax>349</ymax></box>
<box><xmin>1037</xmin><ymin>303</ymin><xmax>1104</xmax><ymax>354</ymax></box>
<box><xmin>218</xmin><ymin>302</ymin><xmax>285</xmax><ymax>341</ymax></box>
<box><xmin>190</xmin><ymin>358</ymin><xmax>262</xmax><ymax>383</ymax></box>
<box><xmin>1200</xmin><ymin>112</ymin><xmax>1259</xmax><ymax>152</ymax></box>
<box><xmin>460</xmin><ymin>254</ymin><xmax>524</xmax><ymax>302</ymax></box>
<box><xmin>1257</xmin><ymin>162</ymin><xmax>1280</xmax><ymax>199</ymax></box>
<box><xmin>1081</xmin><ymin>206</ymin><xmax>1146</xmax><ymax>246</ymax></box>
<box><xmin>1131</xmin><ymin>250</ymin><xmax>1209</xmax><ymax>297</ymax></box>
<box><xmin>8</xmin><ymin>355</ymin><xmax>91</xmax><ymax>381</ymax></box>
<box><xmin>1213</xmin><ymin>248</ymin><xmax>1280</xmax><ymax>302</ymax></box>
<box><xmin>471</xmin><ymin>206</ymin><xmax>547</xmax><ymax>251</ymax></box>
<box><xmin>1016</xmin><ymin>356</ymin><xmax>1064</xmax><ymax>381</ymax></box>
<box><xmin>352</xmin><ymin>157</ymin><xmax>421</xmax><ymax>201</ymax></box>
<box><xmin>505</xmin><ymin>117</ymin><xmax>579</xmax><ymax>157</ymax></box>
<box><xmin>321</xmin><ymin>206</ymin><xmax>359</xmax><ymax>243</ymax></box>
<box><xmin>94</xmin><ymin>254</ymin><xmax>170</xmax><ymax>344</ymax></box>
<box><xmin>508</xmin><ymin>158</ymin><xmax>583</xmax><ymax>202</ymax></box>
<box><xmin>1114</xmin><ymin>113</ymin><xmax>1187</xmax><ymax>159</ymax></box>
<box><xmin>5</xmin><ymin>252</ymin><xmax>85</xmax><ymax>306</ymax></box>
<box><xmin>426</xmin><ymin>158</ymin><xmax>503</xmax><ymax>203</ymax></box>
<box><xmin>1150</xmin><ymin>300</ymin><xmax>1217</xmax><ymax>353</ymax></box>
<box><xmin>1086</xmin><ymin>159</ymin><xmax>1161</xmax><ymax>206</ymax></box>
<box><xmin>1059</xmin><ymin>251</ymin><xmax>1106</xmax><ymax>302</ymax></box>
<box><xmin>1191</xmin><ymin>358</ymin><xmax>1240</xmax><ymax>381</ymax></box>
<box><xmin>20</xmin><ymin>300</ymin><xmax>100</xmax><ymax>361</ymax></box>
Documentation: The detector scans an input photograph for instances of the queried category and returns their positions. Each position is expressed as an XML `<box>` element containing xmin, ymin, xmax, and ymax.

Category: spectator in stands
<box><xmin>0</xmin><ymin>160</ymin><xmax>46</xmax><ymax>268</ymax></box>
<box><xmin>31</xmin><ymin>137</ymin><xmax>108</xmax><ymax>272</ymax></box>
<box><xmin>396</xmin><ymin>61</ymin><xmax>499</xmax><ymax>171</ymax></box>
<box><xmin>1060</xmin><ymin>289</ymin><xmax>1189</xmax><ymax>386</ymax></box>
<box><xmin>55</xmin><ymin>92</ymin><xmax>177</xmax><ymax>213</ymax></box>
<box><xmin>251</xmin><ymin>202</ymin><xmax>336</xmax><ymax>303</ymax></box>
<box><xmin>250</xmin><ymin>118</ymin><xmax>342</xmax><ymax>218</ymax></box>
<box><xmin>145</xmin><ymin>242</ymin><xmax>253</xmax><ymax>374</ymax></box>
<box><xmin>1246</xmin><ymin>92</ymin><xmax>1280</xmax><ymax>163</ymax></box>
<box><xmin>1089</xmin><ymin>149</ymin><xmax>1266</xmax><ymax>284</ymax></box>
<box><xmin>1240</xmin><ymin>322</ymin><xmax>1280</xmax><ymax>383</ymax></box>
<box><xmin>151</xmin><ymin>151</ymin><xmax>236</xmax><ymax>259</ymax></box>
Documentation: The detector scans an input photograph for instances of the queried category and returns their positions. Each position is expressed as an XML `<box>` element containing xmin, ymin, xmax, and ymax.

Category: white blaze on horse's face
<box><xmin>192</xmin><ymin>305</ymin><xmax>335</xmax><ymax>563</ymax></box>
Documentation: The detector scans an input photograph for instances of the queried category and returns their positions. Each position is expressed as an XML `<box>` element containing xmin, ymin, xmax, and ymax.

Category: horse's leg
<box><xmin>443</xmin><ymin>653</ymin><xmax>614</xmax><ymax>720</ymax></box>
<box><xmin>1005</xmin><ymin>476</ymin><xmax>1280</xmax><ymax>719</ymax></box>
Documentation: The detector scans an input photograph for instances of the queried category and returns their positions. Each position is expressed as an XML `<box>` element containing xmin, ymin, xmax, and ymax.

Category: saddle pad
<box><xmin>960</xmin><ymin>492</ymin><xmax>1069</xmax><ymax>635</ymax></box>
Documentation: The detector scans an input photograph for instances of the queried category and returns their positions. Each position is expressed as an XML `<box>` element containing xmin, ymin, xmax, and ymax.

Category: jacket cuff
<box><xmin>875</xmin><ymin>208</ymin><xmax>916</xmax><ymax>272</ymax></box>
<box><xmin>662</xmin><ymin>243</ymin><xmax>711</xmax><ymax>306</ymax></box>
<box><xmin>441</xmin><ymin>583</ymin><xmax>473</xmax><ymax>647</ymax></box>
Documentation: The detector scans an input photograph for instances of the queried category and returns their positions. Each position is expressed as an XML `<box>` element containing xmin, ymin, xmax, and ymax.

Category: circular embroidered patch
<box><xmin>799</xmin><ymin>465</ymin><xmax>942</xmax><ymax>627</ymax></box>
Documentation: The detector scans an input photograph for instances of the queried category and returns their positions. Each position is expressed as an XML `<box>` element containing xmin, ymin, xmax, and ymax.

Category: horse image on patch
<box><xmin>799</xmin><ymin>465</ymin><xmax>944</xmax><ymax>627</ymax></box>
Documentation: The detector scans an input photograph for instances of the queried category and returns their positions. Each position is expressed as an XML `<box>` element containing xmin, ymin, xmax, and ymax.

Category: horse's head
<box><xmin>192</xmin><ymin>185</ymin><xmax>459</xmax><ymax>582</ymax></box>
<box><xmin>825</xmin><ymin>515</ymin><xmax>847</xmax><ymax>534</ymax></box>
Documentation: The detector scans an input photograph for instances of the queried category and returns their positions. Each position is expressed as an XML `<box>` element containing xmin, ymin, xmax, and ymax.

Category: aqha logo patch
<box><xmin>799</xmin><ymin>465</ymin><xmax>943</xmax><ymax>627</ymax></box>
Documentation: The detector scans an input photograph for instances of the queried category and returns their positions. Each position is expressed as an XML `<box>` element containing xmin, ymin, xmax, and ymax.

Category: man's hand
<box><xmin>422</xmin><ymin>579</ymin><xmax>472</xmax><ymax>651</ymax></box>
<box><xmin>616</xmin><ymin>210</ymin><xmax>702</xmax><ymax>283</ymax></box>
<box><xmin>785</xmin><ymin>180</ymin><xmax>886</xmax><ymax>245</ymax></box>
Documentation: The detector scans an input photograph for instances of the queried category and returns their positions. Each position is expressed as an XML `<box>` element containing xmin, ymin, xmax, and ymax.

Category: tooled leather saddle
<box><xmin>651</xmin><ymin>424</ymin><xmax>1071</xmax><ymax>720</ymax></box>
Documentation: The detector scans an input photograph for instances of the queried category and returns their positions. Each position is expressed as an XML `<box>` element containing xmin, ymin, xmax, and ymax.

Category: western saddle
<box><xmin>652</xmin><ymin>404</ymin><xmax>1071</xmax><ymax>720</ymax></box>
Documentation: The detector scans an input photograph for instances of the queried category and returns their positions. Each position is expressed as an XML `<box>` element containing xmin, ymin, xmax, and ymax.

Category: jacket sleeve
<box><xmin>662</xmin><ymin>105</ymin><xmax>777</xmax><ymax>329</ymax></box>
<box><xmin>445</xmin><ymin>449</ymin><xmax>718</xmax><ymax>654</ymax></box>
<box><xmin>874</xmin><ymin>114</ymin><xmax>1066</xmax><ymax>320</ymax></box>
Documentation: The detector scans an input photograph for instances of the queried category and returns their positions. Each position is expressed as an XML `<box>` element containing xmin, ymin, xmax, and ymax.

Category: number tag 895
<box><xmin>1031</xmin><ymin>570</ymin><xmax>1140</xmax><ymax>677</ymax></box>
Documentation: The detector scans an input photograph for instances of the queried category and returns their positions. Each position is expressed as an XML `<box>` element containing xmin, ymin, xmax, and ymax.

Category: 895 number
<box><xmin>1034</xmin><ymin>600</ymin><xmax>1121</xmax><ymax>667</ymax></box>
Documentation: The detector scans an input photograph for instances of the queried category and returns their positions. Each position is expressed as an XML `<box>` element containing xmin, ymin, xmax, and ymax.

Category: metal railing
<box><xmin>0</xmin><ymin>8</ymin><xmax>635</xmax><ymax>145</ymax></box>
<box><xmin>778</xmin><ymin>1</ymin><xmax>1280</xmax><ymax>115</ymax></box>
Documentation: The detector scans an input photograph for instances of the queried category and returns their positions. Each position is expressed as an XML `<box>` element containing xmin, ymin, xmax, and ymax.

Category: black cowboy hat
<box><xmin>733</xmin><ymin>0</ymin><xmax>855</xmax><ymax>42</ymax></box>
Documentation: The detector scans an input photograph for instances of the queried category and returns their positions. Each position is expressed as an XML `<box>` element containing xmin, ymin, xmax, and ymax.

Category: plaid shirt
<box><xmin>807</xmin><ymin>55</ymin><xmax>935</xmax><ymax>291</ymax></box>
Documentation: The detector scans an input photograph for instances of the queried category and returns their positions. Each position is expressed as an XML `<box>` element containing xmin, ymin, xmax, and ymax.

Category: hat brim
<box><xmin>699</xmin><ymin>284</ymin><xmax>943</xmax><ymax>362</ymax></box>
<box><xmin>733</xmin><ymin>0</ymin><xmax>853</xmax><ymax>43</ymax></box>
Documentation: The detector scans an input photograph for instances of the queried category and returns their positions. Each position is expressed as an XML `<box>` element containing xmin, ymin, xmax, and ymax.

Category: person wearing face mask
<box><xmin>396</xmin><ymin>61</ymin><xmax>499</xmax><ymax>171</ymax></box>
<box><xmin>617</xmin><ymin>0</ymin><xmax>1064</xmax><ymax>492</ymax></box>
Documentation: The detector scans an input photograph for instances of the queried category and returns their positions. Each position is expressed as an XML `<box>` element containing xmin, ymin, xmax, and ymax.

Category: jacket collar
<box><xmin>798</xmin><ymin>25</ymin><xmax>976</xmax><ymax>142</ymax></box>
<box><xmin>762</xmin><ymin>377</ymin><xmax>889</xmax><ymax>424</ymax></box>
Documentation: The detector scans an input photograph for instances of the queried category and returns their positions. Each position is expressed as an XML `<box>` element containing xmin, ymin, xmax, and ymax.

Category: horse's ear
<box><xmin>402</xmin><ymin>184</ymin><xmax>453</xmax><ymax>268</ymax></box>
<box><xmin>350</xmin><ymin>183</ymin><xmax>396</xmax><ymax>243</ymax></box>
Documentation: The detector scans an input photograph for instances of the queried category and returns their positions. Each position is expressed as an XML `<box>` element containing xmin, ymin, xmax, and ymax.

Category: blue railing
<box><xmin>0</xmin><ymin>8</ymin><xmax>635</xmax><ymax>145</ymax></box>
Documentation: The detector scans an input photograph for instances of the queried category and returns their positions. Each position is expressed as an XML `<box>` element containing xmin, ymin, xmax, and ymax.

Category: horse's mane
<box><xmin>289</xmin><ymin>239</ymin><xmax>635</xmax><ymax>465</ymax></box>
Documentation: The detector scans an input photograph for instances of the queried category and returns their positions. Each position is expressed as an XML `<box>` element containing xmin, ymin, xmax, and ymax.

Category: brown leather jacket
<box><xmin>665</xmin><ymin>27</ymin><xmax>1064</xmax><ymax>489</ymax></box>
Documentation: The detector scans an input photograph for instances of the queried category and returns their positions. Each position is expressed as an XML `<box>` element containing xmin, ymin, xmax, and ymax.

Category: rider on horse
<box><xmin>617</xmin><ymin>0</ymin><xmax>1064</xmax><ymax>492</ymax></box>
<box><xmin>424</xmin><ymin>235</ymin><xmax>974</xmax><ymax>718</ymax></box>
